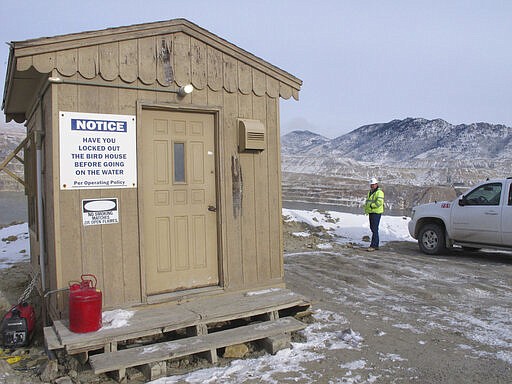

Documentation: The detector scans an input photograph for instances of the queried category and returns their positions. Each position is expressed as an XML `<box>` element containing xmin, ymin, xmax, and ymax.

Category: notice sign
<box><xmin>59</xmin><ymin>111</ymin><xmax>137</xmax><ymax>189</ymax></box>
<box><xmin>82</xmin><ymin>198</ymin><xmax>119</xmax><ymax>226</ymax></box>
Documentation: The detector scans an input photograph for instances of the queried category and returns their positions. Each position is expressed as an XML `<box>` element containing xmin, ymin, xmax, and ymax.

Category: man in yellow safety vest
<box><xmin>364</xmin><ymin>177</ymin><xmax>384</xmax><ymax>251</ymax></box>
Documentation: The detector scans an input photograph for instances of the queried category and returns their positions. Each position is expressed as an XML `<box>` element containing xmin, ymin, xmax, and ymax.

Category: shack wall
<box><xmin>45</xmin><ymin>40</ymin><xmax>285</xmax><ymax>312</ymax></box>
<box><xmin>9</xmin><ymin>23</ymin><xmax>295</xmax><ymax>315</ymax></box>
<box><xmin>53</xmin><ymin>76</ymin><xmax>142</xmax><ymax>311</ymax></box>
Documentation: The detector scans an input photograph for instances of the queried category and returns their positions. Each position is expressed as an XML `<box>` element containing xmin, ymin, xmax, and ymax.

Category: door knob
<box><xmin>208</xmin><ymin>205</ymin><xmax>217</xmax><ymax>212</ymax></box>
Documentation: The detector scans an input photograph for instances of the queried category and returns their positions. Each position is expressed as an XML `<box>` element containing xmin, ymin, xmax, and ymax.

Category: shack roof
<box><xmin>3</xmin><ymin>18</ymin><xmax>302</xmax><ymax>122</ymax></box>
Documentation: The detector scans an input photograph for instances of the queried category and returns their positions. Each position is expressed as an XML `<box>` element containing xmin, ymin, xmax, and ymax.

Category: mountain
<box><xmin>281</xmin><ymin>118</ymin><xmax>512</xmax><ymax>211</ymax></box>
<box><xmin>280</xmin><ymin>130</ymin><xmax>330</xmax><ymax>155</ymax></box>
<box><xmin>283</xmin><ymin>118</ymin><xmax>512</xmax><ymax>163</ymax></box>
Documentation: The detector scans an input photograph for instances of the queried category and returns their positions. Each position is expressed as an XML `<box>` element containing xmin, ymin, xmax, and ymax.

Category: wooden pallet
<box><xmin>44</xmin><ymin>288</ymin><xmax>310</xmax><ymax>381</ymax></box>
<box><xmin>89</xmin><ymin>317</ymin><xmax>306</xmax><ymax>382</ymax></box>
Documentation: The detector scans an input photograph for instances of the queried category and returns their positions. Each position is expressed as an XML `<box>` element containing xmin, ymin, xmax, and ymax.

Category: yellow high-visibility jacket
<box><xmin>364</xmin><ymin>188</ymin><xmax>384</xmax><ymax>214</ymax></box>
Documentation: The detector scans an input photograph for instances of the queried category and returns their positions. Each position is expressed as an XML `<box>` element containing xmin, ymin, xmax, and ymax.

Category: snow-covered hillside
<box><xmin>284</xmin><ymin>118</ymin><xmax>512</xmax><ymax>163</ymax></box>
<box><xmin>281</xmin><ymin>118</ymin><xmax>511</xmax><ymax>209</ymax></box>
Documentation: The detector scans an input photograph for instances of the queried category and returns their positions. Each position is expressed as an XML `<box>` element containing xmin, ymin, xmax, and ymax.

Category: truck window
<box><xmin>509</xmin><ymin>185</ymin><xmax>512</xmax><ymax>206</ymax></box>
<box><xmin>464</xmin><ymin>182</ymin><xmax>502</xmax><ymax>206</ymax></box>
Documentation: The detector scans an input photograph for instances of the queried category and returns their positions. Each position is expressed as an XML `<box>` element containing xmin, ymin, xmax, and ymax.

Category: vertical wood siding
<box><xmin>41</xmin><ymin>31</ymin><xmax>288</xmax><ymax>312</ymax></box>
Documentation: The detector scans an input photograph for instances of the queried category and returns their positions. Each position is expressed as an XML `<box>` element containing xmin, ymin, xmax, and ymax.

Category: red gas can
<box><xmin>69</xmin><ymin>274</ymin><xmax>102</xmax><ymax>333</ymax></box>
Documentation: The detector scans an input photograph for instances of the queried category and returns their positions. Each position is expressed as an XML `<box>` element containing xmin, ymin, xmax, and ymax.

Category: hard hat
<box><xmin>369</xmin><ymin>177</ymin><xmax>378</xmax><ymax>185</ymax></box>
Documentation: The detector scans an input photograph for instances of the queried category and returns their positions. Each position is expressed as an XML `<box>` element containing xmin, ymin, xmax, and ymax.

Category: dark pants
<box><xmin>369</xmin><ymin>213</ymin><xmax>381</xmax><ymax>248</ymax></box>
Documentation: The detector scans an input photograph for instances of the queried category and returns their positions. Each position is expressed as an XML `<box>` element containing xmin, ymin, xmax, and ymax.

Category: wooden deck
<box><xmin>44</xmin><ymin>288</ymin><xmax>310</xmax><ymax>382</ymax></box>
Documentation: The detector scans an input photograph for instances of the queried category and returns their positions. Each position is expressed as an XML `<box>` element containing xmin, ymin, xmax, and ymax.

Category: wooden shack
<box><xmin>2</xmin><ymin>19</ymin><xmax>303</xmax><ymax>319</ymax></box>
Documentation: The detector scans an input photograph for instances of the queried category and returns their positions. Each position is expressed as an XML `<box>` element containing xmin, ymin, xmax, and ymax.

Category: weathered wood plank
<box><xmin>56</xmin><ymin>49</ymin><xmax>78</xmax><ymax>76</ymax></box>
<box><xmin>138</xmin><ymin>36</ymin><xmax>156</xmax><ymax>85</ymax></box>
<box><xmin>222</xmin><ymin>91</ymin><xmax>241</xmax><ymax>289</ymax></box>
<box><xmin>207</xmin><ymin>46</ymin><xmax>222</xmax><ymax>91</ymax></box>
<box><xmin>266</xmin><ymin>97</ymin><xmax>283</xmax><ymax>279</ymax></box>
<box><xmin>156</xmin><ymin>35</ymin><xmax>174</xmax><ymax>86</ymax></box>
<box><xmin>117</xmin><ymin>89</ymin><xmax>141</xmax><ymax>305</ymax></box>
<box><xmin>78</xmin><ymin>45</ymin><xmax>98</xmax><ymax>79</ymax></box>
<box><xmin>238</xmin><ymin>93</ymin><xmax>258</xmax><ymax>286</ymax></box>
<box><xmin>53</xmin><ymin>306</ymin><xmax>199</xmax><ymax>353</ymax></box>
<box><xmin>90</xmin><ymin>317</ymin><xmax>306</xmax><ymax>374</ymax></box>
<box><xmin>253</xmin><ymin>95</ymin><xmax>271</xmax><ymax>283</ymax></box>
<box><xmin>191</xmin><ymin>38</ymin><xmax>207</xmax><ymax>90</ymax></box>
<box><xmin>252</xmin><ymin>69</ymin><xmax>266</xmax><ymax>97</ymax></box>
<box><xmin>43</xmin><ymin>326</ymin><xmax>63</xmax><ymax>350</ymax></box>
<box><xmin>119</xmin><ymin>40</ymin><xmax>138</xmax><ymax>83</ymax></box>
<box><xmin>98</xmin><ymin>42</ymin><xmax>118</xmax><ymax>81</ymax></box>
<box><xmin>238</xmin><ymin>61</ymin><xmax>252</xmax><ymax>95</ymax></box>
<box><xmin>173</xmin><ymin>32</ymin><xmax>190</xmax><ymax>86</ymax></box>
<box><xmin>267</xmin><ymin>76</ymin><xmax>280</xmax><ymax>99</ymax></box>
<box><xmin>56</xmin><ymin>82</ymin><xmax>81</xmax><ymax>304</ymax></box>
<box><xmin>223</xmin><ymin>54</ymin><xmax>237</xmax><ymax>93</ymax></box>
<box><xmin>279</xmin><ymin>81</ymin><xmax>292</xmax><ymax>100</ymax></box>
<box><xmin>32</xmin><ymin>52</ymin><xmax>56</xmax><ymax>73</ymax></box>
<box><xmin>16</xmin><ymin>56</ymin><xmax>32</xmax><ymax>71</ymax></box>
<box><xmin>182</xmin><ymin>288</ymin><xmax>309</xmax><ymax>322</ymax></box>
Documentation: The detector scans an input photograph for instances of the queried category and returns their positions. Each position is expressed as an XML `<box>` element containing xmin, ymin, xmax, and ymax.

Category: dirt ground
<box><xmin>283</xmin><ymin>220</ymin><xmax>512</xmax><ymax>383</ymax></box>
<box><xmin>1</xmin><ymin>220</ymin><xmax>512</xmax><ymax>383</ymax></box>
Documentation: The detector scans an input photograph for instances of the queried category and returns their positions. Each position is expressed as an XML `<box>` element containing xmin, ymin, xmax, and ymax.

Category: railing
<box><xmin>0</xmin><ymin>136</ymin><xmax>28</xmax><ymax>187</ymax></box>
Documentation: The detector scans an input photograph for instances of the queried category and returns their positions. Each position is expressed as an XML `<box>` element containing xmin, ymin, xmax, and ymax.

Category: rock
<box><xmin>55</xmin><ymin>376</ymin><xmax>73</xmax><ymax>384</ymax></box>
<box><xmin>68</xmin><ymin>369</ymin><xmax>78</xmax><ymax>379</ymax></box>
<box><xmin>0</xmin><ymin>359</ymin><xmax>14</xmax><ymax>374</ymax></box>
<box><xmin>223</xmin><ymin>343</ymin><xmax>249</xmax><ymax>358</ymax></box>
<box><xmin>39</xmin><ymin>359</ymin><xmax>59</xmax><ymax>382</ymax></box>
<box><xmin>65</xmin><ymin>356</ymin><xmax>81</xmax><ymax>372</ymax></box>
<box><xmin>340</xmin><ymin>328</ymin><xmax>364</xmax><ymax>347</ymax></box>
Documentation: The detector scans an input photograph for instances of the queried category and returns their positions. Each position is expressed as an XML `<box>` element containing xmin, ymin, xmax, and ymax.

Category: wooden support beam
<box><xmin>0</xmin><ymin>135</ymin><xmax>28</xmax><ymax>187</ymax></box>
<box><xmin>140</xmin><ymin>361</ymin><xmax>166</xmax><ymax>381</ymax></box>
<box><xmin>259</xmin><ymin>334</ymin><xmax>291</xmax><ymax>355</ymax></box>
<box><xmin>104</xmin><ymin>341</ymin><xmax>118</xmax><ymax>353</ymax></box>
<box><xmin>112</xmin><ymin>367</ymin><xmax>126</xmax><ymax>383</ymax></box>
<box><xmin>1</xmin><ymin>168</ymin><xmax>25</xmax><ymax>187</ymax></box>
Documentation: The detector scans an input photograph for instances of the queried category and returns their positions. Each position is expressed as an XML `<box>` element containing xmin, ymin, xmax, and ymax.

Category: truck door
<box><xmin>451</xmin><ymin>182</ymin><xmax>502</xmax><ymax>245</ymax></box>
<box><xmin>502</xmin><ymin>181</ymin><xmax>512</xmax><ymax>246</ymax></box>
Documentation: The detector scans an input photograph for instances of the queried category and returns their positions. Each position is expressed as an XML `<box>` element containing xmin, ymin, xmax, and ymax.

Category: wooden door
<box><xmin>141</xmin><ymin>110</ymin><xmax>218</xmax><ymax>295</ymax></box>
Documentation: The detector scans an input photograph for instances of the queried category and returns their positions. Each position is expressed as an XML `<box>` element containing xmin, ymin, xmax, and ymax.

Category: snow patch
<box><xmin>101</xmin><ymin>309</ymin><xmax>135</xmax><ymax>330</ymax></box>
<box><xmin>0</xmin><ymin>223</ymin><xmax>30</xmax><ymax>269</ymax></box>
<box><xmin>283</xmin><ymin>208</ymin><xmax>414</xmax><ymax>246</ymax></box>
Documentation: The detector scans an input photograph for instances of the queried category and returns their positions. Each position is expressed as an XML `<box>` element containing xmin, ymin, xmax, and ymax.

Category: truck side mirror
<box><xmin>458</xmin><ymin>197</ymin><xmax>466</xmax><ymax>206</ymax></box>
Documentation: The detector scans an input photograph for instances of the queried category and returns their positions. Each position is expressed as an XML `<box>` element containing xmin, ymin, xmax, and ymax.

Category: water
<box><xmin>283</xmin><ymin>200</ymin><xmax>411</xmax><ymax>217</ymax></box>
<box><xmin>0</xmin><ymin>193</ymin><xmax>409</xmax><ymax>227</ymax></box>
<box><xmin>0</xmin><ymin>191</ymin><xmax>28</xmax><ymax>225</ymax></box>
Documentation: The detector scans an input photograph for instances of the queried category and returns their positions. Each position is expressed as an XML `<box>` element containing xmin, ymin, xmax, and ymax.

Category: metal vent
<box><xmin>238</xmin><ymin>119</ymin><xmax>266</xmax><ymax>151</ymax></box>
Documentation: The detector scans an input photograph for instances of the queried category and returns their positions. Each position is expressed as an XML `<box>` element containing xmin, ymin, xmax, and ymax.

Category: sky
<box><xmin>1</xmin><ymin>0</ymin><xmax>512</xmax><ymax>138</ymax></box>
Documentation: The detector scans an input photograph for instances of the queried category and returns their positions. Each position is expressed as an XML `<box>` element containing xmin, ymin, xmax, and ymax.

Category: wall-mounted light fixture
<box><xmin>48</xmin><ymin>77</ymin><xmax>63</xmax><ymax>83</ymax></box>
<box><xmin>178</xmin><ymin>84</ymin><xmax>194</xmax><ymax>97</ymax></box>
<box><xmin>47</xmin><ymin>76</ymin><xmax>195</xmax><ymax>98</ymax></box>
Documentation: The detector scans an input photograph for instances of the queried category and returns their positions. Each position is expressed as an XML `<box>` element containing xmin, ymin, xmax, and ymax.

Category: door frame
<box><xmin>136</xmin><ymin>101</ymin><xmax>225</xmax><ymax>303</ymax></box>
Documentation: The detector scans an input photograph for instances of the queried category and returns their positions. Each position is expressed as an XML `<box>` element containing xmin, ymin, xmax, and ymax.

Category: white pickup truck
<box><xmin>408</xmin><ymin>178</ymin><xmax>512</xmax><ymax>254</ymax></box>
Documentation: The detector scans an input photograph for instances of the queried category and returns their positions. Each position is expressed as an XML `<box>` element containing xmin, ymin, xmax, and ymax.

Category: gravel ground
<box><xmin>284</xmin><ymin>220</ymin><xmax>512</xmax><ymax>383</ymax></box>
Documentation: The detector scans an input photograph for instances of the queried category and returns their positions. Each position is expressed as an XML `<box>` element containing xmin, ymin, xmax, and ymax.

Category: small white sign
<box><xmin>59</xmin><ymin>111</ymin><xmax>137</xmax><ymax>190</ymax></box>
<box><xmin>82</xmin><ymin>198</ymin><xmax>119</xmax><ymax>226</ymax></box>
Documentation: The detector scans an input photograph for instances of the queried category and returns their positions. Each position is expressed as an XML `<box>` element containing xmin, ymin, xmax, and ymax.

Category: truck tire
<box><xmin>418</xmin><ymin>223</ymin><xmax>446</xmax><ymax>255</ymax></box>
